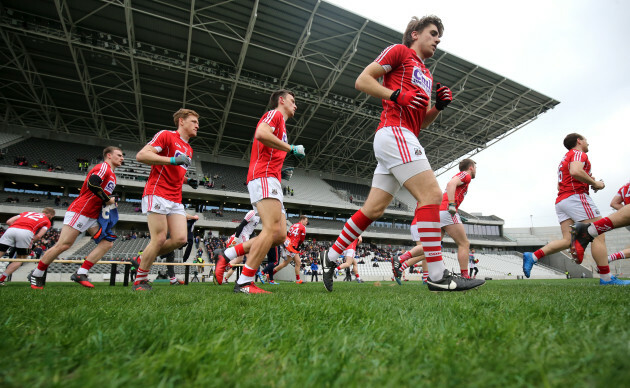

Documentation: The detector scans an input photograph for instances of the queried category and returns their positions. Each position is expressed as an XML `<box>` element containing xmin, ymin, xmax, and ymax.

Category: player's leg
<box><xmin>443</xmin><ymin>223</ymin><xmax>470</xmax><ymax>277</ymax></box>
<box><xmin>0</xmin><ymin>259</ymin><xmax>23</xmax><ymax>284</ymax></box>
<box><xmin>134</xmin><ymin>212</ymin><xmax>168</xmax><ymax>288</ymax></box>
<box><xmin>156</xmin><ymin>214</ymin><xmax>188</xmax><ymax>256</ymax></box>
<box><xmin>352</xmin><ymin>257</ymin><xmax>363</xmax><ymax>283</ymax></box>
<box><xmin>235</xmin><ymin>198</ymin><xmax>285</xmax><ymax>293</ymax></box>
<box><xmin>225</xmin><ymin>256</ymin><xmax>244</xmax><ymax>282</ymax></box>
<box><xmin>70</xmin><ymin>224</ymin><xmax>115</xmax><ymax>288</ymax></box>
<box><xmin>572</xmin><ymin>205</ymin><xmax>630</xmax><ymax>262</ymax></box>
<box><xmin>609</xmin><ymin>247</ymin><xmax>630</xmax><ymax>262</ymax></box>
<box><xmin>294</xmin><ymin>255</ymin><xmax>303</xmax><ymax>283</ymax></box>
<box><xmin>579</xmin><ymin>215</ymin><xmax>621</xmax><ymax>284</ymax></box>
<box><xmin>31</xmin><ymin>224</ymin><xmax>80</xmax><ymax>287</ymax></box>
<box><xmin>522</xmin><ymin>219</ymin><xmax>573</xmax><ymax>278</ymax></box>
<box><xmin>338</xmin><ymin>255</ymin><xmax>352</xmax><ymax>270</ymax></box>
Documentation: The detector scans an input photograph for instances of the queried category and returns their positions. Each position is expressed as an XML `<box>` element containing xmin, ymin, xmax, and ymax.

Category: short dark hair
<box><xmin>268</xmin><ymin>89</ymin><xmax>294</xmax><ymax>110</ymax></box>
<box><xmin>459</xmin><ymin>158</ymin><xmax>476</xmax><ymax>171</ymax></box>
<box><xmin>403</xmin><ymin>15</ymin><xmax>444</xmax><ymax>47</ymax></box>
<box><xmin>103</xmin><ymin>146</ymin><xmax>122</xmax><ymax>160</ymax></box>
<box><xmin>563</xmin><ymin>133</ymin><xmax>584</xmax><ymax>150</ymax></box>
<box><xmin>299</xmin><ymin>215</ymin><xmax>308</xmax><ymax>222</ymax></box>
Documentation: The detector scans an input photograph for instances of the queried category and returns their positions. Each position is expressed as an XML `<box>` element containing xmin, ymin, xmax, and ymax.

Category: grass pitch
<box><xmin>1</xmin><ymin>279</ymin><xmax>629</xmax><ymax>387</ymax></box>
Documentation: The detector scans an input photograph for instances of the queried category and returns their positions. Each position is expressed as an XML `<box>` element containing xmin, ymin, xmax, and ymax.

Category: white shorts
<box><xmin>410</xmin><ymin>223</ymin><xmax>420</xmax><ymax>242</ymax></box>
<box><xmin>0</xmin><ymin>228</ymin><xmax>34</xmax><ymax>249</ymax></box>
<box><xmin>142</xmin><ymin>195</ymin><xmax>186</xmax><ymax>216</ymax></box>
<box><xmin>555</xmin><ymin>194</ymin><xmax>600</xmax><ymax>223</ymax></box>
<box><xmin>440</xmin><ymin>211</ymin><xmax>462</xmax><ymax>227</ymax></box>
<box><xmin>342</xmin><ymin>249</ymin><xmax>356</xmax><ymax>258</ymax></box>
<box><xmin>372</xmin><ymin>127</ymin><xmax>432</xmax><ymax>195</ymax></box>
<box><xmin>247</xmin><ymin>177</ymin><xmax>285</xmax><ymax>213</ymax></box>
<box><xmin>64</xmin><ymin>211</ymin><xmax>98</xmax><ymax>233</ymax></box>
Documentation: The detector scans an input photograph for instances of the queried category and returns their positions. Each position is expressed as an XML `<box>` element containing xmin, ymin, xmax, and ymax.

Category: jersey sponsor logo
<box><xmin>105</xmin><ymin>180</ymin><xmax>115</xmax><ymax>194</ymax></box>
<box><xmin>411</xmin><ymin>66</ymin><xmax>432</xmax><ymax>96</ymax></box>
<box><xmin>153</xmin><ymin>203</ymin><xmax>161</xmax><ymax>210</ymax></box>
<box><xmin>282</xmin><ymin>132</ymin><xmax>288</xmax><ymax>144</ymax></box>
<box><xmin>272</xmin><ymin>188</ymin><xmax>278</xmax><ymax>195</ymax></box>
<box><xmin>414</xmin><ymin>147</ymin><xmax>423</xmax><ymax>156</ymax></box>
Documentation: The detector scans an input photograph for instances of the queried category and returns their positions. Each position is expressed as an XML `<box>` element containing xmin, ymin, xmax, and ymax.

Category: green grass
<box><xmin>1</xmin><ymin>279</ymin><xmax>629</xmax><ymax>387</ymax></box>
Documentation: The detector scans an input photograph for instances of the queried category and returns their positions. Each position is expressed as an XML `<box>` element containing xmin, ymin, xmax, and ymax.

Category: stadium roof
<box><xmin>0</xmin><ymin>0</ymin><xmax>559</xmax><ymax>178</ymax></box>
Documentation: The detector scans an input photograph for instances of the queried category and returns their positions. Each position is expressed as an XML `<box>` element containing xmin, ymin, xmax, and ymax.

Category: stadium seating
<box><xmin>201</xmin><ymin>162</ymin><xmax>249</xmax><ymax>193</ymax></box>
<box><xmin>0</xmin><ymin>137</ymin><xmax>106</xmax><ymax>173</ymax></box>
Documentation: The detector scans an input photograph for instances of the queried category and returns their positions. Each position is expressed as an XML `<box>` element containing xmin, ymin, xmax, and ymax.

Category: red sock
<box><xmin>533</xmin><ymin>249</ymin><xmax>545</xmax><ymax>260</ymax></box>
<box><xmin>0</xmin><ymin>274</ymin><xmax>6</xmax><ymax>282</ymax></box>
<box><xmin>593</xmin><ymin>217</ymin><xmax>614</xmax><ymax>235</ymax></box>
<box><xmin>597</xmin><ymin>265</ymin><xmax>610</xmax><ymax>275</ymax></box>
<box><xmin>415</xmin><ymin>205</ymin><xmax>442</xmax><ymax>263</ymax></box>
<box><xmin>296</xmin><ymin>274</ymin><xmax>301</xmax><ymax>281</ymax></box>
<box><xmin>336</xmin><ymin>266</ymin><xmax>341</xmax><ymax>271</ymax></box>
<box><xmin>400</xmin><ymin>262</ymin><xmax>409</xmax><ymax>271</ymax></box>
<box><xmin>273</xmin><ymin>269</ymin><xmax>278</xmax><ymax>275</ymax></box>
<box><xmin>332</xmin><ymin>210</ymin><xmax>373</xmax><ymax>255</ymax></box>
<box><xmin>422</xmin><ymin>272</ymin><xmax>429</xmax><ymax>282</ymax></box>
<box><xmin>134</xmin><ymin>268</ymin><xmax>149</xmax><ymax>284</ymax></box>
<box><xmin>234</xmin><ymin>243</ymin><xmax>245</xmax><ymax>257</ymax></box>
<box><xmin>81</xmin><ymin>260</ymin><xmax>95</xmax><ymax>271</ymax></box>
<box><xmin>37</xmin><ymin>261</ymin><xmax>49</xmax><ymax>271</ymax></box>
<box><xmin>399</xmin><ymin>251</ymin><xmax>412</xmax><ymax>262</ymax></box>
<box><xmin>461</xmin><ymin>269</ymin><xmax>469</xmax><ymax>278</ymax></box>
<box><xmin>609</xmin><ymin>251</ymin><xmax>625</xmax><ymax>262</ymax></box>
<box><xmin>355</xmin><ymin>274</ymin><xmax>360</xmax><ymax>279</ymax></box>
<box><xmin>242</xmin><ymin>265</ymin><xmax>256</xmax><ymax>277</ymax></box>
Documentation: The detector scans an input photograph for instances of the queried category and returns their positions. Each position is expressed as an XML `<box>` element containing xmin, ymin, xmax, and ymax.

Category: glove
<box><xmin>281</xmin><ymin>167</ymin><xmax>294</xmax><ymax>180</ymax></box>
<box><xmin>170</xmin><ymin>154</ymin><xmax>191</xmax><ymax>167</ymax></box>
<box><xmin>290</xmin><ymin>145</ymin><xmax>305</xmax><ymax>159</ymax></box>
<box><xmin>188</xmin><ymin>179</ymin><xmax>199</xmax><ymax>189</ymax></box>
<box><xmin>435</xmin><ymin>83</ymin><xmax>452</xmax><ymax>111</ymax></box>
<box><xmin>390</xmin><ymin>89</ymin><xmax>429</xmax><ymax>109</ymax></box>
<box><xmin>448</xmin><ymin>202</ymin><xmax>457</xmax><ymax>215</ymax></box>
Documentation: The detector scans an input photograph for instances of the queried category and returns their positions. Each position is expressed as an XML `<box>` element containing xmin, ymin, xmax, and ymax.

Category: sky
<box><xmin>326</xmin><ymin>0</ymin><xmax>630</xmax><ymax>228</ymax></box>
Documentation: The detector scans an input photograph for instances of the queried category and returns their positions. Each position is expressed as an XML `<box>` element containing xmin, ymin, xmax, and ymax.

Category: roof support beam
<box><xmin>123</xmin><ymin>0</ymin><xmax>146</xmax><ymax>144</ymax></box>
<box><xmin>212</xmin><ymin>0</ymin><xmax>258</xmax><ymax>155</ymax></box>
<box><xmin>181</xmin><ymin>0</ymin><xmax>196</xmax><ymax>108</ymax></box>
<box><xmin>279</xmin><ymin>0</ymin><xmax>320</xmax><ymax>88</ymax></box>
<box><xmin>291</xmin><ymin>19</ymin><xmax>368</xmax><ymax>142</ymax></box>
<box><xmin>54</xmin><ymin>0</ymin><xmax>109</xmax><ymax>138</ymax></box>
<box><xmin>0</xmin><ymin>30</ymin><xmax>69</xmax><ymax>133</ymax></box>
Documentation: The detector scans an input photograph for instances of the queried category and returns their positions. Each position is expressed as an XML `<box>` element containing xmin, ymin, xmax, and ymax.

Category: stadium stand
<box><xmin>0</xmin><ymin>137</ymin><xmax>106</xmax><ymax>173</ymax></box>
<box><xmin>201</xmin><ymin>162</ymin><xmax>249</xmax><ymax>193</ymax></box>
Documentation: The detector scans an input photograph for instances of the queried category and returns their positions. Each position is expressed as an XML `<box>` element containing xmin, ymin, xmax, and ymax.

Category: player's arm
<box><xmin>445</xmin><ymin>176</ymin><xmax>462</xmax><ymax>214</ymax></box>
<box><xmin>136</xmin><ymin>144</ymin><xmax>191</xmax><ymax>167</ymax></box>
<box><xmin>186</xmin><ymin>213</ymin><xmax>199</xmax><ymax>221</ymax></box>
<box><xmin>5</xmin><ymin>215</ymin><xmax>20</xmax><ymax>226</ymax></box>
<box><xmin>254</xmin><ymin>122</ymin><xmax>291</xmax><ymax>152</ymax></box>
<box><xmin>87</xmin><ymin>174</ymin><xmax>115</xmax><ymax>205</ymax></box>
<box><xmin>234</xmin><ymin>218</ymin><xmax>250</xmax><ymax>237</ymax></box>
<box><xmin>611</xmin><ymin>195</ymin><xmax>624</xmax><ymax>211</ymax></box>
<box><xmin>355</xmin><ymin>62</ymin><xmax>391</xmax><ymax>99</ymax></box>
<box><xmin>32</xmin><ymin>226</ymin><xmax>48</xmax><ymax>242</ymax></box>
<box><xmin>568</xmin><ymin>161</ymin><xmax>604</xmax><ymax>190</ymax></box>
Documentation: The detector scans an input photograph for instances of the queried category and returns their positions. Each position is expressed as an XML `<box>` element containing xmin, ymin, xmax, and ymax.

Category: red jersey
<box><xmin>143</xmin><ymin>130</ymin><xmax>193</xmax><ymax>203</ymax></box>
<box><xmin>287</xmin><ymin>222</ymin><xmax>306</xmax><ymax>248</ymax></box>
<box><xmin>374</xmin><ymin>44</ymin><xmax>433</xmax><ymax>136</ymax></box>
<box><xmin>10</xmin><ymin>212</ymin><xmax>51</xmax><ymax>234</ymax></box>
<box><xmin>68</xmin><ymin>162</ymin><xmax>117</xmax><ymax>219</ymax></box>
<box><xmin>247</xmin><ymin>110</ymin><xmax>288</xmax><ymax>183</ymax></box>
<box><xmin>440</xmin><ymin>171</ymin><xmax>472</xmax><ymax>211</ymax></box>
<box><xmin>616</xmin><ymin>182</ymin><xmax>630</xmax><ymax>206</ymax></box>
<box><xmin>556</xmin><ymin>149</ymin><xmax>591</xmax><ymax>204</ymax></box>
